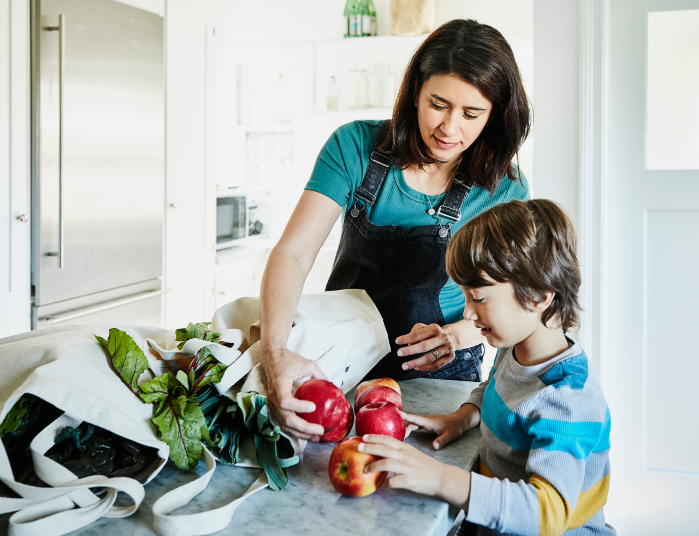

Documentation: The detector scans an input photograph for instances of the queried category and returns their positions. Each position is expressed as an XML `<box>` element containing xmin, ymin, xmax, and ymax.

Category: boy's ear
<box><xmin>530</xmin><ymin>291</ymin><xmax>555</xmax><ymax>313</ymax></box>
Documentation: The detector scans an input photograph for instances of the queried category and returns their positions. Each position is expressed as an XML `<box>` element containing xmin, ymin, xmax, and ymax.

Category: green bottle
<box><xmin>357</xmin><ymin>0</ymin><xmax>369</xmax><ymax>36</ymax></box>
<box><xmin>365</xmin><ymin>0</ymin><xmax>377</xmax><ymax>36</ymax></box>
<box><xmin>344</xmin><ymin>0</ymin><xmax>360</xmax><ymax>37</ymax></box>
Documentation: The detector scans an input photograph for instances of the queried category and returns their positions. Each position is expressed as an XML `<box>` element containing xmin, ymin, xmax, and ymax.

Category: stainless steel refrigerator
<box><xmin>31</xmin><ymin>0</ymin><xmax>165</xmax><ymax>329</ymax></box>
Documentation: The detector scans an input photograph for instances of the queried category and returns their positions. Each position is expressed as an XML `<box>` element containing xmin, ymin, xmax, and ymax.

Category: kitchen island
<box><xmin>3</xmin><ymin>378</ymin><xmax>481</xmax><ymax>536</ymax></box>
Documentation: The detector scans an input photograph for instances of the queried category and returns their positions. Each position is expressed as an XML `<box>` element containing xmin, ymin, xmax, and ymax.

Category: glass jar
<box><xmin>346</xmin><ymin>69</ymin><xmax>369</xmax><ymax>109</ymax></box>
<box><xmin>369</xmin><ymin>63</ymin><xmax>395</xmax><ymax>108</ymax></box>
<box><xmin>327</xmin><ymin>76</ymin><xmax>341</xmax><ymax>110</ymax></box>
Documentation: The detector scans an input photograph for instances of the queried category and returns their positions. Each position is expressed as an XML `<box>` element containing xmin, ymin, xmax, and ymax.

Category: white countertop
<box><xmin>1</xmin><ymin>378</ymin><xmax>481</xmax><ymax>536</ymax></box>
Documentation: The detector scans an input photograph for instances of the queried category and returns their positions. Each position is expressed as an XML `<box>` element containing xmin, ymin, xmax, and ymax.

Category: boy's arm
<box><xmin>359</xmin><ymin>434</ymin><xmax>473</xmax><ymax>510</ymax></box>
<box><xmin>466</xmin><ymin>394</ymin><xmax>611</xmax><ymax>536</ymax></box>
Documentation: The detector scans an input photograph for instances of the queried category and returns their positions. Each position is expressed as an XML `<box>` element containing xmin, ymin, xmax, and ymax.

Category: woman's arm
<box><xmin>259</xmin><ymin>190</ymin><xmax>343</xmax><ymax>440</ymax></box>
<box><xmin>396</xmin><ymin>319</ymin><xmax>485</xmax><ymax>372</ymax></box>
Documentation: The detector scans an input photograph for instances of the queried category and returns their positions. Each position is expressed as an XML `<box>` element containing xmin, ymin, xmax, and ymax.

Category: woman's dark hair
<box><xmin>446</xmin><ymin>199</ymin><xmax>581</xmax><ymax>332</ymax></box>
<box><xmin>381</xmin><ymin>19</ymin><xmax>531</xmax><ymax>194</ymax></box>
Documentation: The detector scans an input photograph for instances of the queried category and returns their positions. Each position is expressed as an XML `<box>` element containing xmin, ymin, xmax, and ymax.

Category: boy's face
<box><xmin>460</xmin><ymin>276</ymin><xmax>546</xmax><ymax>349</ymax></box>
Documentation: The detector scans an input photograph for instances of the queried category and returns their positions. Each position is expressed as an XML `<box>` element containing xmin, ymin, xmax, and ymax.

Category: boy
<box><xmin>359</xmin><ymin>199</ymin><xmax>615</xmax><ymax>536</ymax></box>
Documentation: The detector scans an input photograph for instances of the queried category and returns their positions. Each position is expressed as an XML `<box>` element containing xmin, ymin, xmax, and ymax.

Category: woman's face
<box><xmin>416</xmin><ymin>74</ymin><xmax>492</xmax><ymax>164</ymax></box>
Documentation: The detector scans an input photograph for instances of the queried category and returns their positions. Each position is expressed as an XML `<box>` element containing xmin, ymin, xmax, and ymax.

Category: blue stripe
<box><xmin>481</xmin><ymin>378</ymin><xmax>611</xmax><ymax>460</ymax></box>
<box><xmin>539</xmin><ymin>352</ymin><xmax>588</xmax><ymax>390</ymax></box>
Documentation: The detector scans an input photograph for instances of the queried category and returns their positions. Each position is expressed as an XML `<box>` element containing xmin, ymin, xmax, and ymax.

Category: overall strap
<box><xmin>436</xmin><ymin>165</ymin><xmax>474</xmax><ymax>223</ymax></box>
<box><xmin>354</xmin><ymin>120</ymin><xmax>392</xmax><ymax>207</ymax></box>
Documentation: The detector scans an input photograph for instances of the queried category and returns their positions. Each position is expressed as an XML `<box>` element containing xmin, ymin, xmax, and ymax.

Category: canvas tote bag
<box><xmin>0</xmin><ymin>323</ymin><xmax>173</xmax><ymax>536</ymax></box>
<box><xmin>0</xmin><ymin>289</ymin><xmax>390</xmax><ymax>535</ymax></box>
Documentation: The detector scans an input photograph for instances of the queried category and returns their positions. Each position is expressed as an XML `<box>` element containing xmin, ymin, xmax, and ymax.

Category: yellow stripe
<box><xmin>531</xmin><ymin>473</ymin><xmax>611</xmax><ymax>536</ymax></box>
<box><xmin>569</xmin><ymin>473</ymin><xmax>610</xmax><ymax>529</ymax></box>
<box><xmin>479</xmin><ymin>462</ymin><xmax>494</xmax><ymax>478</ymax></box>
<box><xmin>530</xmin><ymin>474</ymin><xmax>573</xmax><ymax>536</ymax></box>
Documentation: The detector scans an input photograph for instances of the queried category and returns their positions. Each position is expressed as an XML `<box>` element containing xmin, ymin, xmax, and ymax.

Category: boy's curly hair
<box><xmin>446</xmin><ymin>199</ymin><xmax>581</xmax><ymax>332</ymax></box>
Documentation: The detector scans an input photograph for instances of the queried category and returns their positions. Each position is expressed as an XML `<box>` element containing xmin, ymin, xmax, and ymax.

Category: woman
<box><xmin>259</xmin><ymin>19</ymin><xmax>531</xmax><ymax>441</ymax></box>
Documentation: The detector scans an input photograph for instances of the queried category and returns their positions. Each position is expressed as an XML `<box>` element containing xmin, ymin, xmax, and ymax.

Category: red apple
<box><xmin>356</xmin><ymin>401</ymin><xmax>406</xmax><ymax>441</ymax></box>
<box><xmin>354</xmin><ymin>385</ymin><xmax>402</xmax><ymax>414</ymax></box>
<box><xmin>295</xmin><ymin>379</ymin><xmax>346</xmax><ymax>432</ymax></box>
<box><xmin>320</xmin><ymin>400</ymin><xmax>354</xmax><ymax>443</ymax></box>
<box><xmin>355</xmin><ymin>378</ymin><xmax>401</xmax><ymax>399</ymax></box>
<box><xmin>328</xmin><ymin>436</ymin><xmax>387</xmax><ymax>497</ymax></box>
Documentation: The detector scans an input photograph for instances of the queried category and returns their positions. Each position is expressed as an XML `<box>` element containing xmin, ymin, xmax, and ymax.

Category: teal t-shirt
<box><xmin>305</xmin><ymin>120</ymin><xmax>530</xmax><ymax>325</ymax></box>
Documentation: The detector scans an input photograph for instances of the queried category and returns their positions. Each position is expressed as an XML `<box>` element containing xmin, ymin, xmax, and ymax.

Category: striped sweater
<box><xmin>464</xmin><ymin>338</ymin><xmax>616</xmax><ymax>536</ymax></box>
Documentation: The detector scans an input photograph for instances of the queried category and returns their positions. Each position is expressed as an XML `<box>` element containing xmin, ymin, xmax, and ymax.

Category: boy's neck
<box><xmin>512</xmin><ymin>327</ymin><xmax>571</xmax><ymax>368</ymax></box>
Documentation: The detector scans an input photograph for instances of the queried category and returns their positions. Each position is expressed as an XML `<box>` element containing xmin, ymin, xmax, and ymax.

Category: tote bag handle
<box><xmin>152</xmin><ymin>446</ymin><xmax>268</xmax><ymax>536</ymax></box>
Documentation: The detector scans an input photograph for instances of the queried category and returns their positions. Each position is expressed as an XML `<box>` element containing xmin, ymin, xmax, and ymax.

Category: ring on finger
<box><xmin>432</xmin><ymin>349</ymin><xmax>440</xmax><ymax>360</ymax></box>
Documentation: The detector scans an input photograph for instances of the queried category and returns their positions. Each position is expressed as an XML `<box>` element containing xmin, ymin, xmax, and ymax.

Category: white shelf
<box><xmin>234</xmin><ymin>124</ymin><xmax>296</xmax><ymax>132</ymax></box>
<box><xmin>313</xmin><ymin>34</ymin><xmax>428</xmax><ymax>47</ymax></box>
<box><xmin>216</xmin><ymin>234</ymin><xmax>276</xmax><ymax>255</ymax></box>
<box><xmin>309</xmin><ymin>108</ymin><xmax>393</xmax><ymax>115</ymax></box>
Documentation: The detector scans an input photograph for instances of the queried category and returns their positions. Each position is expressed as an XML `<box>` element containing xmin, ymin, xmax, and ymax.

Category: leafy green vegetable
<box><xmin>139</xmin><ymin>372</ymin><xmax>177</xmax><ymax>412</ymax></box>
<box><xmin>150</xmin><ymin>391</ymin><xmax>209</xmax><ymax>470</ymax></box>
<box><xmin>46</xmin><ymin>423</ymin><xmax>158</xmax><ymax>483</ymax></box>
<box><xmin>175</xmin><ymin>322</ymin><xmax>221</xmax><ymax>350</ymax></box>
<box><xmin>95</xmin><ymin>328</ymin><xmax>149</xmax><ymax>397</ymax></box>
<box><xmin>138</xmin><ymin>346</ymin><xmax>226</xmax><ymax>470</ymax></box>
<box><xmin>0</xmin><ymin>394</ymin><xmax>62</xmax><ymax>486</ymax></box>
<box><xmin>198</xmin><ymin>386</ymin><xmax>242</xmax><ymax>463</ymax></box>
<box><xmin>0</xmin><ymin>395</ymin><xmax>32</xmax><ymax>439</ymax></box>
<box><xmin>237</xmin><ymin>391</ymin><xmax>298</xmax><ymax>491</ymax></box>
<box><xmin>196</xmin><ymin>386</ymin><xmax>299</xmax><ymax>490</ymax></box>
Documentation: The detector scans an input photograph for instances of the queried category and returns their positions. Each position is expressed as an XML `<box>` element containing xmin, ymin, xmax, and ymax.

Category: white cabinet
<box><xmin>214</xmin><ymin>249</ymin><xmax>269</xmax><ymax>309</ymax></box>
<box><xmin>0</xmin><ymin>0</ymin><xmax>31</xmax><ymax>339</ymax></box>
<box><xmin>163</xmin><ymin>0</ymin><xmax>216</xmax><ymax>328</ymax></box>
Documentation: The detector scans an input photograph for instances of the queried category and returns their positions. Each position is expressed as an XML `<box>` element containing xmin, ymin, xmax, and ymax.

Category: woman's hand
<box><xmin>402</xmin><ymin>407</ymin><xmax>479</xmax><ymax>450</ymax></box>
<box><xmin>260</xmin><ymin>344</ymin><xmax>328</xmax><ymax>442</ymax></box>
<box><xmin>396</xmin><ymin>320</ymin><xmax>484</xmax><ymax>372</ymax></box>
<box><xmin>396</xmin><ymin>323</ymin><xmax>457</xmax><ymax>372</ymax></box>
<box><xmin>359</xmin><ymin>434</ymin><xmax>448</xmax><ymax>496</ymax></box>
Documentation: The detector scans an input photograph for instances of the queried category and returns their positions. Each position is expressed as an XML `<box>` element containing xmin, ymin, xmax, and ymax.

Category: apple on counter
<box><xmin>354</xmin><ymin>385</ymin><xmax>403</xmax><ymax>414</ymax></box>
<box><xmin>295</xmin><ymin>379</ymin><xmax>346</xmax><ymax>433</ymax></box>
<box><xmin>355</xmin><ymin>401</ymin><xmax>405</xmax><ymax>441</ymax></box>
<box><xmin>328</xmin><ymin>436</ymin><xmax>387</xmax><ymax>497</ymax></box>
<box><xmin>354</xmin><ymin>378</ymin><xmax>401</xmax><ymax>399</ymax></box>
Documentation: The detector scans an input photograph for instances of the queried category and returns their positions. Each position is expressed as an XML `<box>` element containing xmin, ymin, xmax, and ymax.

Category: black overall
<box><xmin>325</xmin><ymin>121</ymin><xmax>484</xmax><ymax>382</ymax></box>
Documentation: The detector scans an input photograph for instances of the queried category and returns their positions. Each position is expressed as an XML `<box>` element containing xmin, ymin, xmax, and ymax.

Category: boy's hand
<box><xmin>402</xmin><ymin>409</ymin><xmax>475</xmax><ymax>450</ymax></box>
<box><xmin>359</xmin><ymin>434</ymin><xmax>447</xmax><ymax>496</ymax></box>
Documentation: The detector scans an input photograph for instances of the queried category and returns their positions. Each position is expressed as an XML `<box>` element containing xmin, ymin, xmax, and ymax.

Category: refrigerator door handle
<box><xmin>45</xmin><ymin>14</ymin><xmax>65</xmax><ymax>268</ymax></box>
<box><xmin>39</xmin><ymin>289</ymin><xmax>170</xmax><ymax>325</ymax></box>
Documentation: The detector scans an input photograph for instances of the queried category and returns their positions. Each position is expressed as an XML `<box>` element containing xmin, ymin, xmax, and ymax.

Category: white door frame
<box><xmin>577</xmin><ymin>0</ymin><xmax>610</xmax><ymax>392</ymax></box>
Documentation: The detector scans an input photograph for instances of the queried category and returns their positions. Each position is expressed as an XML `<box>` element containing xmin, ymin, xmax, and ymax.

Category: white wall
<box><xmin>532</xmin><ymin>0</ymin><xmax>580</xmax><ymax>227</ymax></box>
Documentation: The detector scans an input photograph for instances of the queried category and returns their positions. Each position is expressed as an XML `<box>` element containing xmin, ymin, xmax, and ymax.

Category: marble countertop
<box><xmin>4</xmin><ymin>378</ymin><xmax>481</xmax><ymax>536</ymax></box>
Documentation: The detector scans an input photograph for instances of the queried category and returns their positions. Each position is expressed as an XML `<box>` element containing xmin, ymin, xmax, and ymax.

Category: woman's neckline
<box><xmin>393</xmin><ymin>166</ymin><xmax>450</xmax><ymax>204</ymax></box>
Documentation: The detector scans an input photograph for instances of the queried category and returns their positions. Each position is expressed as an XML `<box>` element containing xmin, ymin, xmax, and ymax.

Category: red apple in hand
<box><xmin>320</xmin><ymin>399</ymin><xmax>354</xmax><ymax>443</ymax></box>
<box><xmin>328</xmin><ymin>436</ymin><xmax>387</xmax><ymax>497</ymax></box>
<box><xmin>354</xmin><ymin>385</ymin><xmax>402</xmax><ymax>414</ymax></box>
<box><xmin>355</xmin><ymin>378</ymin><xmax>401</xmax><ymax>399</ymax></box>
<box><xmin>356</xmin><ymin>401</ymin><xmax>406</xmax><ymax>441</ymax></box>
<box><xmin>295</xmin><ymin>379</ymin><xmax>346</xmax><ymax>432</ymax></box>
